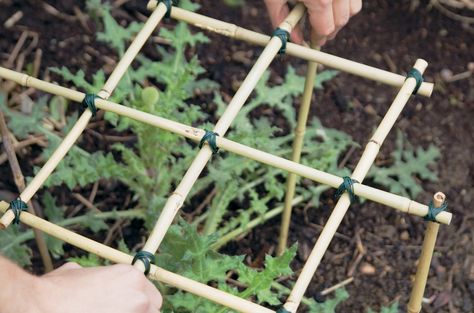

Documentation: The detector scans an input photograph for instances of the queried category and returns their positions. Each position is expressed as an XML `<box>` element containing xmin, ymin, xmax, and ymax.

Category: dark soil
<box><xmin>0</xmin><ymin>0</ymin><xmax>473</xmax><ymax>312</ymax></box>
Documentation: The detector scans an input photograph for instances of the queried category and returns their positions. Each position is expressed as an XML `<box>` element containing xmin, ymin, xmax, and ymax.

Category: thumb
<box><xmin>264</xmin><ymin>0</ymin><xmax>304</xmax><ymax>44</ymax></box>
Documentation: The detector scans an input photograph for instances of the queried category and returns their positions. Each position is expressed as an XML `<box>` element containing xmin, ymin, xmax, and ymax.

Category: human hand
<box><xmin>263</xmin><ymin>0</ymin><xmax>362</xmax><ymax>46</ymax></box>
<box><xmin>33</xmin><ymin>262</ymin><xmax>163</xmax><ymax>313</ymax></box>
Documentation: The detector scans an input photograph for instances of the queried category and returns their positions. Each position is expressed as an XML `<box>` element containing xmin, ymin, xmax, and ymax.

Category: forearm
<box><xmin>0</xmin><ymin>256</ymin><xmax>39</xmax><ymax>313</ymax></box>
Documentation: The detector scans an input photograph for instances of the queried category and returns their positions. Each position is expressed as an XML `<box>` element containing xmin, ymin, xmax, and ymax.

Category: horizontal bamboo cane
<box><xmin>146</xmin><ymin>1</ymin><xmax>433</xmax><ymax>97</ymax></box>
<box><xmin>407</xmin><ymin>192</ymin><xmax>446</xmax><ymax>313</ymax></box>
<box><xmin>0</xmin><ymin>67</ymin><xmax>452</xmax><ymax>225</ymax></box>
<box><xmin>135</xmin><ymin>4</ymin><xmax>307</xmax><ymax>273</ymax></box>
<box><xmin>0</xmin><ymin>3</ymin><xmax>168</xmax><ymax>229</ymax></box>
<box><xmin>0</xmin><ymin>201</ymin><xmax>274</xmax><ymax>313</ymax></box>
<box><xmin>283</xmin><ymin>59</ymin><xmax>432</xmax><ymax>312</ymax></box>
<box><xmin>278</xmin><ymin>43</ymin><xmax>318</xmax><ymax>256</ymax></box>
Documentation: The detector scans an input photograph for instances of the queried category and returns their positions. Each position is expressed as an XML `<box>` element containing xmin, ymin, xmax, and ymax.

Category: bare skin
<box><xmin>264</xmin><ymin>0</ymin><xmax>362</xmax><ymax>46</ymax></box>
<box><xmin>0</xmin><ymin>257</ymin><xmax>162</xmax><ymax>313</ymax></box>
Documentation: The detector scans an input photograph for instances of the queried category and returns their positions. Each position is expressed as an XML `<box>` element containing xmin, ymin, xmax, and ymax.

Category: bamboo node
<box><xmin>424</xmin><ymin>199</ymin><xmax>448</xmax><ymax>222</ymax></box>
<box><xmin>199</xmin><ymin>130</ymin><xmax>219</xmax><ymax>154</ymax></box>
<box><xmin>406</xmin><ymin>68</ymin><xmax>424</xmax><ymax>95</ymax></box>
<box><xmin>8</xmin><ymin>197</ymin><xmax>28</xmax><ymax>225</ymax></box>
<box><xmin>334</xmin><ymin>176</ymin><xmax>359</xmax><ymax>204</ymax></box>
<box><xmin>272</xmin><ymin>28</ymin><xmax>290</xmax><ymax>55</ymax></box>
<box><xmin>82</xmin><ymin>93</ymin><xmax>101</xmax><ymax>117</ymax></box>
<box><xmin>20</xmin><ymin>73</ymin><xmax>29</xmax><ymax>86</ymax></box>
<box><xmin>132</xmin><ymin>250</ymin><xmax>156</xmax><ymax>275</ymax></box>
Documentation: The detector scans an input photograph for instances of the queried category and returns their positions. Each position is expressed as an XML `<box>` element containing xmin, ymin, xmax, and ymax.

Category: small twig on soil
<box><xmin>0</xmin><ymin>135</ymin><xmax>47</xmax><ymax>165</ymax></box>
<box><xmin>72</xmin><ymin>193</ymin><xmax>101</xmax><ymax>212</ymax></box>
<box><xmin>0</xmin><ymin>110</ymin><xmax>54</xmax><ymax>272</ymax></box>
<box><xmin>6</xmin><ymin>31</ymin><xmax>28</xmax><ymax>68</ymax></box>
<box><xmin>32</xmin><ymin>48</ymin><xmax>43</xmax><ymax>78</ymax></box>
<box><xmin>73</xmin><ymin>6</ymin><xmax>92</xmax><ymax>33</ymax></box>
<box><xmin>4</xmin><ymin>11</ymin><xmax>23</xmax><ymax>29</ymax></box>
<box><xmin>89</xmin><ymin>181</ymin><xmax>100</xmax><ymax>203</ymax></box>
<box><xmin>190</xmin><ymin>186</ymin><xmax>217</xmax><ymax>220</ymax></box>
<box><xmin>346</xmin><ymin>229</ymin><xmax>366</xmax><ymax>276</ymax></box>
<box><xmin>338</xmin><ymin>145</ymin><xmax>357</xmax><ymax>169</ymax></box>
<box><xmin>320</xmin><ymin>277</ymin><xmax>354</xmax><ymax>296</ymax></box>
<box><xmin>41</xmin><ymin>2</ymin><xmax>77</xmax><ymax>22</ymax></box>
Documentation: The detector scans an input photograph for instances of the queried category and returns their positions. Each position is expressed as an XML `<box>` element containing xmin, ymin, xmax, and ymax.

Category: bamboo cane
<box><xmin>0</xmin><ymin>110</ymin><xmax>54</xmax><ymax>272</ymax></box>
<box><xmin>277</xmin><ymin>43</ymin><xmax>318</xmax><ymax>256</ymax></box>
<box><xmin>133</xmin><ymin>4</ymin><xmax>306</xmax><ymax>273</ymax></box>
<box><xmin>0</xmin><ymin>3</ymin><xmax>168</xmax><ymax>229</ymax></box>
<box><xmin>146</xmin><ymin>1</ymin><xmax>433</xmax><ymax>97</ymax></box>
<box><xmin>0</xmin><ymin>201</ymin><xmax>274</xmax><ymax>313</ymax></box>
<box><xmin>0</xmin><ymin>67</ymin><xmax>453</xmax><ymax>225</ymax></box>
<box><xmin>407</xmin><ymin>192</ymin><xmax>446</xmax><ymax>313</ymax></box>
<box><xmin>282</xmin><ymin>59</ymin><xmax>432</xmax><ymax>313</ymax></box>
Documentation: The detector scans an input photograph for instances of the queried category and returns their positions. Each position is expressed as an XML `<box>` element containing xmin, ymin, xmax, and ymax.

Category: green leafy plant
<box><xmin>0</xmin><ymin>1</ymin><xmax>440</xmax><ymax>311</ymax></box>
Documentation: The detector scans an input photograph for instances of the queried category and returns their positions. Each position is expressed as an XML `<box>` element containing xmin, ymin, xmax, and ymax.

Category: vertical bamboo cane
<box><xmin>277</xmin><ymin>43</ymin><xmax>318</xmax><ymax>256</ymax></box>
<box><xmin>0</xmin><ymin>3</ymin><xmax>168</xmax><ymax>228</ymax></box>
<box><xmin>136</xmin><ymin>5</ymin><xmax>306</xmax><ymax>271</ymax></box>
<box><xmin>283</xmin><ymin>59</ymin><xmax>429</xmax><ymax>312</ymax></box>
<box><xmin>407</xmin><ymin>192</ymin><xmax>446</xmax><ymax>313</ymax></box>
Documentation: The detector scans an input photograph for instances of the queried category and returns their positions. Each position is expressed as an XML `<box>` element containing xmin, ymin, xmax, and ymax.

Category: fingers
<box><xmin>303</xmin><ymin>0</ymin><xmax>335</xmax><ymax>46</ymax></box>
<box><xmin>44</xmin><ymin>262</ymin><xmax>82</xmax><ymax>276</ymax></box>
<box><xmin>144</xmin><ymin>280</ymin><xmax>163</xmax><ymax>310</ymax></box>
<box><xmin>264</xmin><ymin>0</ymin><xmax>304</xmax><ymax>44</ymax></box>
<box><xmin>350</xmin><ymin>0</ymin><xmax>362</xmax><ymax>15</ymax></box>
<box><xmin>328</xmin><ymin>0</ymin><xmax>350</xmax><ymax>40</ymax></box>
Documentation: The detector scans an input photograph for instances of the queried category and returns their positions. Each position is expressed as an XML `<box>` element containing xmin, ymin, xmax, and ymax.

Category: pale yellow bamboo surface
<box><xmin>277</xmin><ymin>44</ymin><xmax>318</xmax><ymax>256</ymax></box>
<box><xmin>0</xmin><ymin>4</ymin><xmax>168</xmax><ymax>228</ymax></box>
<box><xmin>135</xmin><ymin>4</ymin><xmax>307</xmax><ymax>273</ymax></box>
<box><xmin>283</xmin><ymin>60</ymin><xmax>432</xmax><ymax>313</ymax></box>
<box><xmin>0</xmin><ymin>201</ymin><xmax>274</xmax><ymax>313</ymax></box>
<box><xmin>0</xmin><ymin>67</ymin><xmax>452</xmax><ymax>225</ymax></box>
<box><xmin>146</xmin><ymin>1</ymin><xmax>433</xmax><ymax>97</ymax></box>
<box><xmin>407</xmin><ymin>192</ymin><xmax>446</xmax><ymax>313</ymax></box>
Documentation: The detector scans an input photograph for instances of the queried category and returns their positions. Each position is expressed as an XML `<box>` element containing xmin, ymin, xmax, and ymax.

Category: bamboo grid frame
<box><xmin>0</xmin><ymin>2</ymin><xmax>452</xmax><ymax>312</ymax></box>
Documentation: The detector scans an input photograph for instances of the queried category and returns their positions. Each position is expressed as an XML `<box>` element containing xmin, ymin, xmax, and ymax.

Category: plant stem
<box><xmin>211</xmin><ymin>195</ymin><xmax>306</xmax><ymax>250</ymax></box>
<box><xmin>1</xmin><ymin>209</ymin><xmax>145</xmax><ymax>253</ymax></box>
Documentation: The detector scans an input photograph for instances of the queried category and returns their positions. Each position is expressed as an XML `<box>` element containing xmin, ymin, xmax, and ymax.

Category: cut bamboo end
<box><xmin>433</xmin><ymin>192</ymin><xmax>446</xmax><ymax>207</ymax></box>
<box><xmin>411</xmin><ymin>59</ymin><xmax>434</xmax><ymax>97</ymax></box>
<box><xmin>0</xmin><ymin>210</ymin><xmax>15</xmax><ymax>228</ymax></box>
<box><xmin>147</xmin><ymin>0</ymin><xmax>158</xmax><ymax>11</ymax></box>
<box><xmin>407</xmin><ymin>192</ymin><xmax>445</xmax><ymax>313</ymax></box>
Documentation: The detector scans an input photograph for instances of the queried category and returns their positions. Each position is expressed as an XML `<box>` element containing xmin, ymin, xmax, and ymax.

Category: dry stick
<box><xmin>0</xmin><ymin>3</ymin><xmax>169</xmax><ymax>229</ymax></box>
<box><xmin>407</xmin><ymin>192</ymin><xmax>446</xmax><ymax>313</ymax></box>
<box><xmin>146</xmin><ymin>1</ymin><xmax>434</xmax><ymax>97</ymax></box>
<box><xmin>134</xmin><ymin>4</ymin><xmax>307</xmax><ymax>272</ymax></box>
<box><xmin>277</xmin><ymin>43</ymin><xmax>318</xmax><ymax>256</ymax></box>
<box><xmin>0</xmin><ymin>201</ymin><xmax>274</xmax><ymax>313</ymax></box>
<box><xmin>0</xmin><ymin>67</ymin><xmax>453</xmax><ymax>225</ymax></box>
<box><xmin>0</xmin><ymin>111</ymin><xmax>54</xmax><ymax>272</ymax></box>
<box><xmin>282</xmin><ymin>59</ymin><xmax>431</xmax><ymax>313</ymax></box>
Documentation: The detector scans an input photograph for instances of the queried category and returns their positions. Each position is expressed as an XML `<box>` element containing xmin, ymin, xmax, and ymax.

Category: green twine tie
<box><xmin>334</xmin><ymin>176</ymin><xmax>359</xmax><ymax>204</ymax></box>
<box><xmin>424</xmin><ymin>200</ymin><xmax>448</xmax><ymax>222</ymax></box>
<box><xmin>132</xmin><ymin>251</ymin><xmax>156</xmax><ymax>275</ymax></box>
<box><xmin>272</xmin><ymin>28</ymin><xmax>289</xmax><ymax>55</ymax></box>
<box><xmin>276</xmin><ymin>308</ymin><xmax>291</xmax><ymax>313</ymax></box>
<box><xmin>406</xmin><ymin>68</ymin><xmax>423</xmax><ymax>95</ymax></box>
<box><xmin>9</xmin><ymin>198</ymin><xmax>28</xmax><ymax>225</ymax></box>
<box><xmin>159</xmin><ymin>0</ymin><xmax>177</xmax><ymax>18</ymax></box>
<box><xmin>82</xmin><ymin>93</ymin><xmax>101</xmax><ymax>117</ymax></box>
<box><xmin>199</xmin><ymin>130</ymin><xmax>219</xmax><ymax>154</ymax></box>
